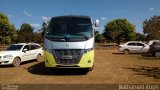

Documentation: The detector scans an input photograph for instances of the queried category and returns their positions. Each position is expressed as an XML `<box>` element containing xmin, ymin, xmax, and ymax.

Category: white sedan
<box><xmin>0</xmin><ymin>43</ymin><xmax>43</xmax><ymax>67</ymax></box>
<box><xmin>118</xmin><ymin>41</ymin><xmax>149</xmax><ymax>54</ymax></box>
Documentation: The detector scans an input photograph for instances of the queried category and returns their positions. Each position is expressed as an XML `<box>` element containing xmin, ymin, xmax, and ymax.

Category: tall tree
<box><xmin>143</xmin><ymin>15</ymin><xmax>160</xmax><ymax>40</ymax></box>
<box><xmin>18</xmin><ymin>23</ymin><xmax>43</xmax><ymax>43</ymax></box>
<box><xmin>103</xmin><ymin>18</ymin><xmax>136</xmax><ymax>44</ymax></box>
<box><xmin>135</xmin><ymin>33</ymin><xmax>146</xmax><ymax>41</ymax></box>
<box><xmin>95</xmin><ymin>34</ymin><xmax>102</xmax><ymax>43</ymax></box>
<box><xmin>0</xmin><ymin>12</ymin><xmax>17</xmax><ymax>44</ymax></box>
<box><xmin>95</xmin><ymin>31</ymin><xmax>99</xmax><ymax>36</ymax></box>
<box><xmin>19</xmin><ymin>23</ymin><xmax>33</xmax><ymax>33</ymax></box>
<box><xmin>18</xmin><ymin>23</ymin><xmax>34</xmax><ymax>43</ymax></box>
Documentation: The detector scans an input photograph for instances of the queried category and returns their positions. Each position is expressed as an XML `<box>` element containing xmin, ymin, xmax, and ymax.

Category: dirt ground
<box><xmin>0</xmin><ymin>50</ymin><xmax>160</xmax><ymax>84</ymax></box>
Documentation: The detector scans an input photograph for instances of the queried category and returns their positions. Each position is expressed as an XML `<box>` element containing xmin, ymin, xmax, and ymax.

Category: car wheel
<box><xmin>155</xmin><ymin>51</ymin><xmax>160</xmax><ymax>57</ymax></box>
<box><xmin>12</xmin><ymin>57</ymin><xmax>21</xmax><ymax>67</ymax></box>
<box><xmin>36</xmin><ymin>54</ymin><xmax>41</xmax><ymax>62</ymax></box>
<box><xmin>124</xmin><ymin>49</ymin><xmax>130</xmax><ymax>55</ymax></box>
<box><xmin>151</xmin><ymin>53</ymin><xmax>155</xmax><ymax>57</ymax></box>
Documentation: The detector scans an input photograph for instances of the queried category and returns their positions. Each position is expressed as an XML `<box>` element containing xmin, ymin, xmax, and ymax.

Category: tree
<box><xmin>95</xmin><ymin>34</ymin><xmax>102</xmax><ymax>43</ymax></box>
<box><xmin>17</xmin><ymin>23</ymin><xmax>44</xmax><ymax>43</ymax></box>
<box><xmin>0</xmin><ymin>12</ymin><xmax>17</xmax><ymax>44</ymax></box>
<box><xmin>11</xmin><ymin>30</ymin><xmax>18</xmax><ymax>43</ymax></box>
<box><xmin>135</xmin><ymin>33</ymin><xmax>146</xmax><ymax>41</ymax></box>
<box><xmin>18</xmin><ymin>23</ymin><xmax>34</xmax><ymax>43</ymax></box>
<box><xmin>143</xmin><ymin>15</ymin><xmax>160</xmax><ymax>40</ymax></box>
<box><xmin>95</xmin><ymin>31</ymin><xmax>99</xmax><ymax>36</ymax></box>
<box><xmin>33</xmin><ymin>33</ymin><xmax>43</xmax><ymax>43</ymax></box>
<box><xmin>19</xmin><ymin>23</ymin><xmax>33</xmax><ymax>33</ymax></box>
<box><xmin>103</xmin><ymin>18</ymin><xmax>136</xmax><ymax>44</ymax></box>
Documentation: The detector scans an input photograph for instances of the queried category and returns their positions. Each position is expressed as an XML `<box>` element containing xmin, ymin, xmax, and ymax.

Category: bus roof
<box><xmin>52</xmin><ymin>15</ymin><xmax>91</xmax><ymax>19</ymax></box>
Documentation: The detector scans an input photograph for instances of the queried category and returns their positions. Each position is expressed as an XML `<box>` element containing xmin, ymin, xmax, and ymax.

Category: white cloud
<box><xmin>137</xmin><ymin>20</ymin><xmax>142</xmax><ymax>24</ymax></box>
<box><xmin>31</xmin><ymin>23</ymin><xmax>41</xmax><ymax>27</ymax></box>
<box><xmin>30</xmin><ymin>23</ymin><xmax>42</xmax><ymax>32</ymax></box>
<box><xmin>149</xmin><ymin>8</ymin><xmax>154</xmax><ymax>11</ymax></box>
<box><xmin>149</xmin><ymin>8</ymin><xmax>160</xmax><ymax>13</ymax></box>
<box><xmin>101</xmin><ymin>17</ymin><xmax>109</xmax><ymax>20</ymax></box>
<box><xmin>22</xmin><ymin>10</ymin><xmax>32</xmax><ymax>17</ymax></box>
<box><xmin>7</xmin><ymin>14</ymin><xmax>13</xmax><ymax>18</ymax></box>
<box><xmin>41</xmin><ymin>16</ymin><xmax>51</xmax><ymax>21</ymax></box>
<box><xmin>30</xmin><ymin>24</ymin><xmax>41</xmax><ymax>29</ymax></box>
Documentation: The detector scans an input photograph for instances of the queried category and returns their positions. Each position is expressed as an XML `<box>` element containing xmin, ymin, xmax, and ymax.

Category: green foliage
<box><xmin>11</xmin><ymin>30</ymin><xmax>18</xmax><ymax>43</ymax></box>
<box><xmin>17</xmin><ymin>23</ymin><xmax>42</xmax><ymax>43</ymax></box>
<box><xmin>95</xmin><ymin>34</ymin><xmax>102</xmax><ymax>43</ymax></box>
<box><xmin>95</xmin><ymin>31</ymin><xmax>99</xmax><ymax>36</ymax></box>
<box><xmin>143</xmin><ymin>15</ymin><xmax>160</xmax><ymax>40</ymax></box>
<box><xmin>18</xmin><ymin>31</ymin><xmax>43</xmax><ymax>43</ymax></box>
<box><xmin>33</xmin><ymin>33</ymin><xmax>43</xmax><ymax>43</ymax></box>
<box><xmin>0</xmin><ymin>12</ymin><xmax>17</xmax><ymax>44</ymax></box>
<box><xmin>103</xmin><ymin>18</ymin><xmax>136</xmax><ymax>44</ymax></box>
<box><xmin>0</xmin><ymin>12</ymin><xmax>43</xmax><ymax>44</ymax></box>
<box><xmin>19</xmin><ymin>23</ymin><xmax>33</xmax><ymax>33</ymax></box>
<box><xmin>135</xmin><ymin>33</ymin><xmax>146</xmax><ymax>41</ymax></box>
<box><xmin>5</xmin><ymin>36</ymin><xmax>11</xmax><ymax>44</ymax></box>
<box><xmin>18</xmin><ymin>32</ymin><xmax>32</xmax><ymax>43</ymax></box>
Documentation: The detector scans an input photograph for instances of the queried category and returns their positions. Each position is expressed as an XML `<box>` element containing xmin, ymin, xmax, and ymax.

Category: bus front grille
<box><xmin>54</xmin><ymin>49</ymin><xmax>81</xmax><ymax>64</ymax></box>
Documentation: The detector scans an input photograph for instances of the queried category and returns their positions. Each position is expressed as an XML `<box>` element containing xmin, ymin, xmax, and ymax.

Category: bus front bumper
<box><xmin>44</xmin><ymin>50</ymin><xmax>94</xmax><ymax>68</ymax></box>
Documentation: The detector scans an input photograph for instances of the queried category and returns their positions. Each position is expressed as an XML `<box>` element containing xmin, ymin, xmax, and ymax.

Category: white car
<box><xmin>0</xmin><ymin>43</ymin><xmax>43</xmax><ymax>67</ymax></box>
<box><xmin>118</xmin><ymin>41</ymin><xmax>149</xmax><ymax>54</ymax></box>
<box><xmin>147</xmin><ymin>40</ymin><xmax>160</xmax><ymax>46</ymax></box>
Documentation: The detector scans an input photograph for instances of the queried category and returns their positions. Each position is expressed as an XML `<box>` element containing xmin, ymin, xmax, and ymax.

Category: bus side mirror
<box><xmin>42</xmin><ymin>21</ymin><xmax>48</xmax><ymax>29</ymax></box>
<box><xmin>42</xmin><ymin>21</ymin><xmax>48</xmax><ymax>37</ymax></box>
<box><xmin>95</xmin><ymin>20</ymin><xmax>99</xmax><ymax>27</ymax></box>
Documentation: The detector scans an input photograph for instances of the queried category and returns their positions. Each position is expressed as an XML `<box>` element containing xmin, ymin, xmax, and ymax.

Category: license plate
<box><xmin>61</xmin><ymin>55</ymin><xmax>73</xmax><ymax>59</ymax></box>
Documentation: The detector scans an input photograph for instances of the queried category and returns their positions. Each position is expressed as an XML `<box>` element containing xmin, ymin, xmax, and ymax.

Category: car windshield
<box><xmin>45</xmin><ymin>17</ymin><xmax>93</xmax><ymax>41</ymax></box>
<box><xmin>6</xmin><ymin>45</ymin><xmax>23</xmax><ymax>51</ymax></box>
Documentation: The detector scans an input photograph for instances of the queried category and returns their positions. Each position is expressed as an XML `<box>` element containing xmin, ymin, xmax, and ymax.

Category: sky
<box><xmin>0</xmin><ymin>0</ymin><xmax>160</xmax><ymax>33</ymax></box>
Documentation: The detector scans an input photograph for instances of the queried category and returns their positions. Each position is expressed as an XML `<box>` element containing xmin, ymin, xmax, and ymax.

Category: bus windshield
<box><xmin>45</xmin><ymin>17</ymin><xmax>93</xmax><ymax>41</ymax></box>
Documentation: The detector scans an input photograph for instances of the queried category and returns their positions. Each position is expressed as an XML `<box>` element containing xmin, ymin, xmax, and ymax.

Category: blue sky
<box><xmin>1</xmin><ymin>0</ymin><xmax>160</xmax><ymax>33</ymax></box>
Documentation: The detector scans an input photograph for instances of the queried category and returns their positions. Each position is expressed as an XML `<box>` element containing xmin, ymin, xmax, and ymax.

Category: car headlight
<box><xmin>82</xmin><ymin>48</ymin><xmax>93</xmax><ymax>54</ymax></box>
<box><xmin>3</xmin><ymin>55</ymin><xmax>13</xmax><ymax>59</ymax></box>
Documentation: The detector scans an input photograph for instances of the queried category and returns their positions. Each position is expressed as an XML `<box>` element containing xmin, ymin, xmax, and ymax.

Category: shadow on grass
<box><xmin>0</xmin><ymin>59</ymin><xmax>37</xmax><ymax>68</ymax></box>
<box><xmin>138</xmin><ymin>54</ymin><xmax>160</xmax><ymax>60</ymax></box>
<box><xmin>112</xmin><ymin>52</ymin><xmax>124</xmax><ymax>55</ymax></box>
<box><xmin>27</xmin><ymin>62</ymin><xmax>89</xmax><ymax>76</ymax></box>
<box><xmin>124</xmin><ymin>66</ymin><xmax>160</xmax><ymax>79</ymax></box>
<box><xmin>0</xmin><ymin>64</ymin><xmax>13</xmax><ymax>68</ymax></box>
<box><xmin>112</xmin><ymin>52</ymin><xmax>143</xmax><ymax>55</ymax></box>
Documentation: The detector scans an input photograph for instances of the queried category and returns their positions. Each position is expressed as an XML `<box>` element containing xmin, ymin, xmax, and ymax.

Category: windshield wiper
<box><xmin>55</xmin><ymin>34</ymin><xmax>70</xmax><ymax>41</ymax></box>
<box><xmin>46</xmin><ymin>34</ymin><xmax>89</xmax><ymax>41</ymax></box>
<box><xmin>45</xmin><ymin>35</ymin><xmax>66</xmax><ymax>41</ymax></box>
<box><xmin>73</xmin><ymin>33</ymin><xmax>89</xmax><ymax>40</ymax></box>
